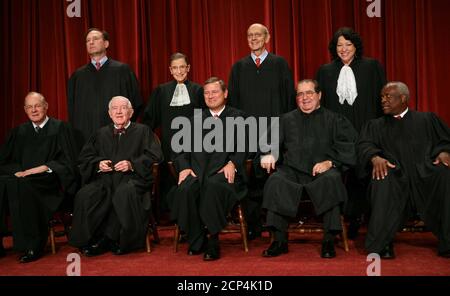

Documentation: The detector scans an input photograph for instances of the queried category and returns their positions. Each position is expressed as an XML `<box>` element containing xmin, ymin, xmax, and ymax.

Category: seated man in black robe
<box><xmin>358</xmin><ymin>81</ymin><xmax>450</xmax><ymax>259</ymax></box>
<box><xmin>169</xmin><ymin>77</ymin><xmax>248</xmax><ymax>261</ymax></box>
<box><xmin>69</xmin><ymin>96</ymin><xmax>163</xmax><ymax>256</ymax></box>
<box><xmin>0</xmin><ymin>92</ymin><xmax>78</xmax><ymax>263</ymax></box>
<box><xmin>261</xmin><ymin>79</ymin><xmax>357</xmax><ymax>258</ymax></box>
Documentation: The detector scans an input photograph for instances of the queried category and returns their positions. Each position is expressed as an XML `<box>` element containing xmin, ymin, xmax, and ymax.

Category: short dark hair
<box><xmin>85</xmin><ymin>28</ymin><xmax>109</xmax><ymax>41</ymax></box>
<box><xmin>298</xmin><ymin>79</ymin><xmax>321</xmax><ymax>93</ymax></box>
<box><xmin>328</xmin><ymin>27</ymin><xmax>363</xmax><ymax>61</ymax></box>
<box><xmin>204</xmin><ymin>77</ymin><xmax>227</xmax><ymax>92</ymax></box>
<box><xmin>170</xmin><ymin>52</ymin><xmax>189</xmax><ymax>65</ymax></box>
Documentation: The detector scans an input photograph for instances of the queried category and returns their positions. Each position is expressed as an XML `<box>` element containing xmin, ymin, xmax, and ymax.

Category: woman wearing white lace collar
<box><xmin>315</xmin><ymin>27</ymin><xmax>386</xmax><ymax>239</ymax></box>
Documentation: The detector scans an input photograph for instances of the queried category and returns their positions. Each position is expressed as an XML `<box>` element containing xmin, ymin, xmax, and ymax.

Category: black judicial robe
<box><xmin>142</xmin><ymin>80</ymin><xmax>204</xmax><ymax>161</ymax></box>
<box><xmin>262</xmin><ymin>108</ymin><xmax>357</xmax><ymax>219</ymax></box>
<box><xmin>358</xmin><ymin>111</ymin><xmax>450</xmax><ymax>253</ymax></box>
<box><xmin>169</xmin><ymin>107</ymin><xmax>248</xmax><ymax>250</ymax></box>
<box><xmin>67</xmin><ymin>59</ymin><xmax>142</xmax><ymax>145</ymax></box>
<box><xmin>228</xmin><ymin>53</ymin><xmax>296</xmax><ymax>118</ymax></box>
<box><xmin>69</xmin><ymin>123</ymin><xmax>163</xmax><ymax>251</ymax></box>
<box><xmin>0</xmin><ymin>118</ymin><xmax>78</xmax><ymax>251</ymax></box>
<box><xmin>316</xmin><ymin>57</ymin><xmax>386</xmax><ymax>133</ymax></box>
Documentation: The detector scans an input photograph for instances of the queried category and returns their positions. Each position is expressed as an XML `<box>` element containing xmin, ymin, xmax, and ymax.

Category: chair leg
<box><xmin>237</xmin><ymin>205</ymin><xmax>249</xmax><ymax>253</ymax></box>
<box><xmin>146</xmin><ymin>228</ymin><xmax>152</xmax><ymax>253</ymax></box>
<box><xmin>174</xmin><ymin>224</ymin><xmax>180</xmax><ymax>253</ymax></box>
<box><xmin>49</xmin><ymin>227</ymin><xmax>56</xmax><ymax>255</ymax></box>
<box><xmin>340</xmin><ymin>215</ymin><xmax>349</xmax><ymax>252</ymax></box>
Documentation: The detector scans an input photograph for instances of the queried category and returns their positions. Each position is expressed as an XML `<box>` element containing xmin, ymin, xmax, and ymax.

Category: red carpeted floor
<box><xmin>0</xmin><ymin>228</ymin><xmax>449</xmax><ymax>276</ymax></box>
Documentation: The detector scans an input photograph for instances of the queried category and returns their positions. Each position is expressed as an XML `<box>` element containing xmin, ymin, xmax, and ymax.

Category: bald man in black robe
<box><xmin>69</xmin><ymin>96</ymin><xmax>162</xmax><ymax>256</ymax></box>
<box><xmin>358</xmin><ymin>82</ymin><xmax>450</xmax><ymax>259</ymax></box>
<box><xmin>261</xmin><ymin>80</ymin><xmax>357</xmax><ymax>259</ymax></box>
<box><xmin>0</xmin><ymin>92</ymin><xmax>78</xmax><ymax>263</ymax></box>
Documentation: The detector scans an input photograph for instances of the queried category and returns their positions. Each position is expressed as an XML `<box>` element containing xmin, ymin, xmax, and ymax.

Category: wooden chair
<box><xmin>48</xmin><ymin>211</ymin><xmax>72</xmax><ymax>254</ymax></box>
<box><xmin>171</xmin><ymin>160</ymin><xmax>251</xmax><ymax>253</ymax></box>
<box><xmin>282</xmin><ymin>196</ymin><xmax>349</xmax><ymax>252</ymax></box>
<box><xmin>146</xmin><ymin>162</ymin><xmax>161</xmax><ymax>253</ymax></box>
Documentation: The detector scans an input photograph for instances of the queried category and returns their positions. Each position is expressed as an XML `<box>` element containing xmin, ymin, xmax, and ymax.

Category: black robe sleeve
<box><xmin>0</xmin><ymin>128</ymin><xmax>22</xmax><ymax>175</ymax></box>
<box><xmin>142</xmin><ymin>85</ymin><xmax>162</xmax><ymax>130</ymax></box>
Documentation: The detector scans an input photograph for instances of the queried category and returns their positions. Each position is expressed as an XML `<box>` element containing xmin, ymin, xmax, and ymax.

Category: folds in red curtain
<box><xmin>2</xmin><ymin>0</ymin><xmax>450</xmax><ymax>142</ymax></box>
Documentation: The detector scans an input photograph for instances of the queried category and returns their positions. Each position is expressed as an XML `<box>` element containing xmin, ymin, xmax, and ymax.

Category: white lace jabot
<box><xmin>170</xmin><ymin>83</ymin><xmax>191</xmax><ymax>106</ymax></box>
<box><xmin>336</xmin><ymin>65</ymin><xmax>358</xmax><ymax>106</ymax></box>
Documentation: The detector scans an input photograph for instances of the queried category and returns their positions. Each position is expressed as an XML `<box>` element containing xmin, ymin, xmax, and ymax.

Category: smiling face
<box><xmin>203</xmin><ymin>81</ymin><xmax>227</xmax><ymax>113</ymax></box>
<box><xmin>108</xmin><ymin>97</ymin><xmax>134</xmax><ymax>127</ymax></box>
<box><xmin>85</xmin><ymin>30</ymin><xmax>109</xmax><ymax>57</ymax></box>
<box><xmin>24</xmin><ymin>93</ymin><xmax>48</xmax><ymax>125</ymax></box>
<box><xmin>247</xmin><ymin>24</ymin><xmax>270</xmax><ymax>56</ymax></box>
<box><xmin>296</xmin><ymin>81</ymin><xmax>321</xmax><ymax>114</ymax></box>
<box><xmin>169</xmin><ymin>58</ymin><xmax>190</xmax><ymax>83</ymax></box>
<box><xmin>336</xmin><ymin>36</ymin><xmax>356</xmax><ymax>65</ymax></box>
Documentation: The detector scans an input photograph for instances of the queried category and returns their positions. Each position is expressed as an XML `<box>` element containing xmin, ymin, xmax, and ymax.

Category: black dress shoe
<box><xmin>321</xmin><ymin>240</ymin><xmax>336</xmax><ymax>259</ymax></box>
<box><xmin>110</xmin><ymin>242</ymin><xmax>127</xmax><ymax>255</ymax></box>
<box><xmin>247</xmin><ymin>230</ymin><xmax>262</xmax><ymax>241</ymax></box>
<box><xmin>19</xmin><ymin>250</ymin><xmax>42</xmax><ymax>263</ymax></box>
<box><xmin>262</xmin><ymin>241</ymin><xmax>288</xmax><ymax>257</ymax></box>
<box><xmin>83</xmin><ymin>237</ymin><xmax>112</xmax><ymax>257</ymax></box>
<box><xmin>379</xmin><ymin>243</ymin><xmax>395</xmax><ymax>259</ymax></box>
<box><xmin>203</xmin><ymin>246</ymin><xmax>220</xmax><ymax>261</ymax></box>
<box><xmin>347</xmin><ymin>220</ymin><xmax>361</xmax><ymax>240</ymax></box>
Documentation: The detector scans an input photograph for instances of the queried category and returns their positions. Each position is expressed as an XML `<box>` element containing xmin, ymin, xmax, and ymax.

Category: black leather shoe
<box><xmin>379</xmin><ymin>243</ymin><xmax>395</xmax><ymax>259</ymax></box>
<box><xmin>248</xmin><ymin>230</ymin><xmax>262</xmax><ymax>241</ymax></box>
<box><xmin>19</xmin><ymin>250</ymin><xmax>42</xmax><ymax>263</ymax></box>
<box><xmin>110</xmin><ymin>242</ymin><xmax>127</xmax><ymax>255</ymax></box>
<box><xmin>347</xmin><ymin>220</ymin><xmax>361</xmax><ymax>240</ymax></box>
<box><xmin>262</xmin><ymin>241</ymin><xmax>288</xmax><ymax>257</ymax></box>
<box><xmin>0</xmin><ymin>243</ymin><xmax>5</xmax><ymax>258</ymax></box>
<box><xmin>83</xmin><ymin>237</ymin><xmax>111</xmax><ymax>257</ymax></box>
<box><xmin>203</xmin><ymin>246</ymin><xmax>220</xmax><ymax>261</ymax></box>
<box><xmin>321</xmin><ymin>240</ymin><xmax>336</xmax><ymax>259</ymax></box>
<box><xmin>438</xmin><ymin>250</ymin><xmax>450</xmax><ymax>258</ymax></box>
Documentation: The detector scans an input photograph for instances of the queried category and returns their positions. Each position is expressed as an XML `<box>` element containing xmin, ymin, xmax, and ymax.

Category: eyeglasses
<box><xmin>24</xmin><ymin>104</ymin><xmax>45</xmax><ymax>110</ymax></box>
<box><xmin>296</xmin><ymin>90</ymin><xmax>316</xmax><ymax>98</ymax></box>
<box><xmin>247</xmin><ymin>33</ymin><xmax>265</xmax><ymax>39</ymax></box>
<box><xmin>170</xmin><ymin>65</ymin><xmax>188</xmax><ymax>71</ymax></box>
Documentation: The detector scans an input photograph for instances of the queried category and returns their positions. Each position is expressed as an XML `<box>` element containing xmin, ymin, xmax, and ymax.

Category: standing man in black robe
<box><xmin>228</xmin><ymin>23</ymin><xmax>296</xmax><ymax>239</ymax></box>
<box><xmin>261</xmin><ymin>80</ymin><xmax>357</xmax><ymax>258</ymax></box>
<box><xmin>316</xmin><ymin>27</ymin><xmax>387</xmax><ymax>238</ymax></box>
<box><xmin>0</xmin><ymin>92</ymin><xmax>78</xmax><ymax>263</ymax></box>
<box><xmin>169</xmin><ymin>77</ymin><xmax>248</xmax><ymax>261</ymax></box>
<box><xmin>143</xmin><ymin>53</ymin><xmax>204</xmax><ymax>216</ymax></box>
<box><xmin>69</xmin><ymin>96</ymin><xmax>162</xmax><ymax>256</ymax></box>
<box><xmin>68</xmin><ymin>28</ymin><xmax>142</xmax><ymax>148</ymax></box>
<box><xmin>358</xmin><ymin>81</ymin><xmax>450</xmax><ymax>259</ymax></box>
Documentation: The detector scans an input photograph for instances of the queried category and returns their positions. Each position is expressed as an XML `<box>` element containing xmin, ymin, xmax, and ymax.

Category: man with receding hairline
<box><xmin>0</xmin><ymin>92</ymin><xmax>78</xmax><ymax>262</ymax></box>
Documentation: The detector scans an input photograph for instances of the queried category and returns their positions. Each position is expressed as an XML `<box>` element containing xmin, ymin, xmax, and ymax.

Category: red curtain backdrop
<box><xmin>1</xmin><ymin>0</ymin><xmax>450</xmax><ymax>141</ymax></box>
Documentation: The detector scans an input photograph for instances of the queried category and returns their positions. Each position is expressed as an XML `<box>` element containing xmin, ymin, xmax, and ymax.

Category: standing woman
<box><xmin>316</xmin><ymin>27</ymin><xmax>386</xmax><ymax>236</ymax></box>
<box><xmin>143</xmin><ymin>53</ymin><xmax>204</xmax><ymax>217</ymax></box>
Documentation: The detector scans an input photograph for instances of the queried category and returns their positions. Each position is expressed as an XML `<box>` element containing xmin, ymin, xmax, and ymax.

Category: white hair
<box><xmin>108</xmin><ymin>96</ymin><xmax>132</xmax><ymax>109</ymax></box>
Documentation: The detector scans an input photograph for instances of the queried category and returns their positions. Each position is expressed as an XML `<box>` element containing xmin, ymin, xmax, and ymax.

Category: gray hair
<box><xmin>108</xmin><ymin>96</ymin><xmax>132</xmax><ymax>109</ymax></box>
<box><xmin>24</xmin><ymin>91</ymin><xmax>47</xmax><ymax>105</ymax></box>
<box><xmin>385</xmin><ymin>81</ymin><xmax>410</xmax><ymax>102</ymax></box>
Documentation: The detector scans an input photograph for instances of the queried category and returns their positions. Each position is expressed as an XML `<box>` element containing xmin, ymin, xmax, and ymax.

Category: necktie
<box><xmin>95</xmin><ymin>62</ymin><xmax>101</xmax><ymax>71</ymax></box>
<box><xmin>35</xmin><ymin>126</ymin><xmax>41</xmax><ymax>133</ymax></box>
<box><xmin>394</xmin><ymin>115</ymin><xmax>402</xmax><ymax>120</ymax></box>
<box><xmin>255</xmin><ymin>57</ymin><xmax>261</xmax><ymax>68</ymax></box>
<box><xmin>213</xmin><ymin>114</ymin><xmax>219</xmax><ymax>119</ymax></box>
